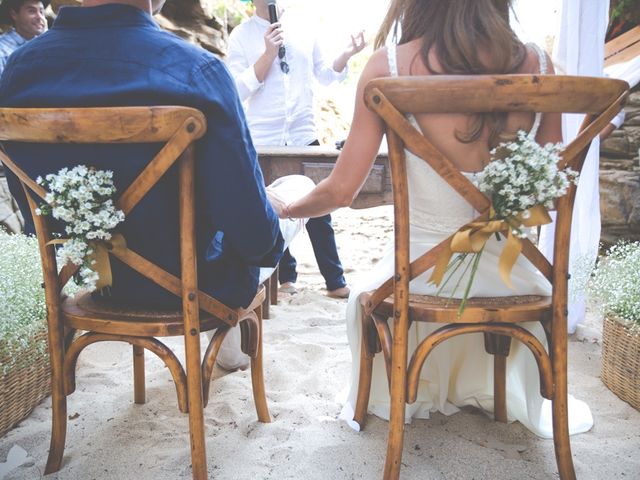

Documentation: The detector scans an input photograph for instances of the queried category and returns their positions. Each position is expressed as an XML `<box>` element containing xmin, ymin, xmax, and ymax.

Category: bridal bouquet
<box><xmin>429</xmin><ymin>131</ymin><xmax>578</xmax><ymax>315</ymax></box>
<box><xmin>36</xmin><ymin>165</ymin><xmax>125</xmax><ymax>291</ymax></box>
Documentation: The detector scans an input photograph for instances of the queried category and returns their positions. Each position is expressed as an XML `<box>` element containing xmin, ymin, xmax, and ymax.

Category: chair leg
<box><xmin>45</xmin><ymin>328</ymin><xmax>68</xmax><ymax>474</ymax></box>
<box><xmin>484</xmin><ymin>333</ymin><xmax>511</xmax><ymax>423</ymax></box>
<box><xmin>250</xmin><ymin>307</ymin><xmax>271</xmax><ymax>423</ymax></box>
<box><xmin>493</xmin><ymin>354</ymin><xmax>507</xmax><ymax>423</ymax></box>
<box><xmin>262</xmin><ymin>276</ymin><xmax>271</xmax><ymax>320</ymax></box>
<box><xmin>354</xmin><ymin>333</ymin><xmax>374</xmax><ymax>429</ymax></box>
<box><xmin>270</xmin><ymin>267</ymin><xmax>279</xmax><ymax>306</ymax></box>
<box><xmin>45</xmin><ymin>375</ymin><xmax>68</xmax><ymax>474</ymax></box>
<box><xmin>184</xmin><ymin>329</ymin><xmax>207</xmax><ymax>479</ymax></box>
<box><xmin>133</xmin><ymin>345</ymin><xmax>145</xmax><ymax>405</ymax></box>
<box><xmin>552</xmin><ymin>394</ymin><xmax>576</xmax><ymax>480</ymax></box>
<box><xmin>552</xmin><ymin>351</ymin><xmax>576</xmax><ymax>479</ymax></box>
<box><xmin>201</xmin><ymin>327</ymin><xmax>228</xmax><ymax>407</ymax></box>
<box><xmin>382</xmin><ymin>368</ymin><xmax>406</xmax><ymax>480</ymax></box>
<box><xmin>382</xmin><ymin>318</ymin><xmax>409</xmax><ymax>480</ymax></box>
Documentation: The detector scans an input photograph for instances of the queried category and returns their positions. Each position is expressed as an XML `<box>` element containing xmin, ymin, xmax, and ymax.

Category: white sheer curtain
<box><xmin>538</xmin><ymin>0</ymin><xmax>610</xmax><ymax>333</ymax></box>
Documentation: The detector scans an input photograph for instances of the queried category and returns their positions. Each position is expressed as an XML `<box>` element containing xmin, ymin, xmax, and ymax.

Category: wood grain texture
<box><xmin>0</xmin><ymin>106</ymin><xmax>206</xmax><ymax>143</ymax></box>
<box><xmin>605</xmin><ymin>26</ymin><xmax>640</xmax><ymax>67</ymax></box>
<box><xmin>364</xmin><ymin>75</ymin><xmax>629</xmax><ymax>115</ymax></box>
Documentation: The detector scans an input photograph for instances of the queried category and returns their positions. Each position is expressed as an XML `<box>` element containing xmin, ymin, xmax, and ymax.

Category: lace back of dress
<box><xmin>387</xmin><ymin>45</ymin><xmax>399</xmax><ymax>78</ymax></box>
<box><xmin>528</xmin><ymin>43</ymin><xmax>547</xmax><ymax>139</ymax></box>
<box><xmin>385</xmin><ymin>45</ymin><xmax>477</xmax><ymax>234</ymax></box>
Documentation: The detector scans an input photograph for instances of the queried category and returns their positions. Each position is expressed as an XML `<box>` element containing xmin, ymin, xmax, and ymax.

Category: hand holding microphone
<box><xmin>266</xmin><ymin>0</ymin><xmax>289</xmax><ymax>73</ymax></box>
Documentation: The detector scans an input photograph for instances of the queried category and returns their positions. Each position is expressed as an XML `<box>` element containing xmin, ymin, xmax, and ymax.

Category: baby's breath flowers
<box><xmin>589</xmin><ymin>241</ymin><xmax>640</xmax><ymax>336</ymax></box>
<box><xmin>432</xmin><ymin>130</ymin><xmax>579</xmax><ymax>316</ymax></box>
<box><xmin>476</xmin><ymin>130</ymin><xmax>578</xmax><ymax>237</ymax></box>
<box><xmin>0</xmin><ymin>232</ymin><xmax>47</xmax><ymax>375</ymax></box>
<box><xmin>36</xmin><ymin>165</ymin><xmax>124</xmax><ymax>291</ymax></box>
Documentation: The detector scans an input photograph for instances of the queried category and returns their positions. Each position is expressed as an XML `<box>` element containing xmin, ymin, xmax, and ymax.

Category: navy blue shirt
<box><xmin>0</xmin><ymin>4</ymin><xmax>284</xmax><ymax>309</ymax></box>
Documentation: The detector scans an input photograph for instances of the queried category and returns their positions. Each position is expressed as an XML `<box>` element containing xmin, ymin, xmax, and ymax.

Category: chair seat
<box><xmin>360</xmin><ymin>292</ymin><xmax>552</xmax><ymax>324</ymax></box>
<box><xmin>62</xmin><ymin>293</ymin><xmax>225</xmax><ymax>337</ymax></box>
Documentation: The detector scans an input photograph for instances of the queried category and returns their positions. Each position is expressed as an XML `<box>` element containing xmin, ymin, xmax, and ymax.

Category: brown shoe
<box><xmin>327</xmin><ymin>286</ymin><xmax>350</xmax><ymax>299</ymax></box>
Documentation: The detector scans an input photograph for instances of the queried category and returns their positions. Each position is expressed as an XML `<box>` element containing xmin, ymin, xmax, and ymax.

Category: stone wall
<box><xmin>600</xmin><ymin>86</ymin><xmax>640</xmax><ymax>245</ymax></box>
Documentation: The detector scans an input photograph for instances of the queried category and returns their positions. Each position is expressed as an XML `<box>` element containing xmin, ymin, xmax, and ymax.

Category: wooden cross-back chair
<box><xmin>355</xmin><ymin>75</ymin><xmax>629</xmax><ymax>480</ymax></box>
<box><xmin>0</xmin><ymin>106</ymin><xmax>271</xmax><ymax>480</ymax></box>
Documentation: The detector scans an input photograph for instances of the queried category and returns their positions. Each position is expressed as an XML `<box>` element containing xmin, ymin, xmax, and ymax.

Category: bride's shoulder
<box><xmin>361</xmin><ymin>47</ymin><xmax>394</xmax><ymax>80</ymax></box>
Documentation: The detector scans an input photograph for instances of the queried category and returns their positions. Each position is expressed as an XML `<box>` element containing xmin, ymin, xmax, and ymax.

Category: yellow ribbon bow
<box><xmin>86</xmin><ymin>234</ymin><xmax>127</xmax><ymax>290</ymax></box>
<box><xmin>48</xmin><ymin>233</ymin><xmax>127</xmax><ymax>290</ymax></box>
<box><xmin>429</xmin><ymin>205</ymin><xmax>551</xmax><ymax>290</ymax></box>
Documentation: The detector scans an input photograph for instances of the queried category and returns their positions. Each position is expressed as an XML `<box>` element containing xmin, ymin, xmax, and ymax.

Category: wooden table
<box><xmin>257</xmin><ymin>146</ymin><xmax>391</xmax><ymax>209</ymax></box>
<box><xmin>256</xmin><ymin>146</ymin><xmax>391</xmax><ymax>317</ymax></box>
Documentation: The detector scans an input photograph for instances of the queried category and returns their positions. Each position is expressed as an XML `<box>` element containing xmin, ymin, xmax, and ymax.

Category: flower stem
<box><xmin>435</xmin><ymin>253</ymin><xmax>468</xmax><ymax>299</ymax></box>
<box><xmin>448</xmin><ymin>253</ymin><xmax>476</xmax><ymax>306</ymax></box>
<box><xmin>457</xmin><ymin>247</ymin><xmax>484</xmax><ymax>317</ymax></box>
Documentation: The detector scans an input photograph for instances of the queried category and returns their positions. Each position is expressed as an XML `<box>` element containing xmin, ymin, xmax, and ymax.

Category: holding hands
<box><xmin>265</xmin><ymin>185</ymin><xmax>288</xmax><ymax>218</ymax></box>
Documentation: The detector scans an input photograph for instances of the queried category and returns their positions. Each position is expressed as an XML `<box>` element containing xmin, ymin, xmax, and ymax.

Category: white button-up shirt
<box><xmin>227</xmin><ymin>14</ymin><xmax>347</xmax><ymax>146</ymax></box>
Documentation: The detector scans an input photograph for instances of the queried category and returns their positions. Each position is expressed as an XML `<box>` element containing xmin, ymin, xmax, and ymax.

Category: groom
<box><xmin>0</xmin><ymin>0</ymin><xmax>308</xmax><ymax>317</ymax></box>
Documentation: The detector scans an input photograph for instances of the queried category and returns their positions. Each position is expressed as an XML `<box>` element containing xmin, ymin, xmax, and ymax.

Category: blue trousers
<box><xmin>278</xmin><ymin>213</ymin><xmax>346</xmax><ymax>291</ymax></box>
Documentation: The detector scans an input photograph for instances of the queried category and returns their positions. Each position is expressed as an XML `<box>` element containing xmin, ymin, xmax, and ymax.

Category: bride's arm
<box><xmin>284</xmin><ymin>48</ymin><xmax>389</xmax><ymax>219</ymax></box>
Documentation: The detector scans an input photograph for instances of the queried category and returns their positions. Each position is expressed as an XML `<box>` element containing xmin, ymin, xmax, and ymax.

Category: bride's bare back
<box><xmin>396</xmin><ymin>39</ymin><xmax>562</xmax><ymax>173</ymax></box>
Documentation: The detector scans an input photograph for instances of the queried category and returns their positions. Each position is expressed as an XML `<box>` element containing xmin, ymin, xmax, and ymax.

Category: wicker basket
<box><xmin>0</xmin><ymin>329</ymin><xmax>51</xmax><ymax>437</ymax></box>
<box><xmin>601</xmin><ymin>315</ymin><xmax>640</xmax><ymax>411</ymax></box>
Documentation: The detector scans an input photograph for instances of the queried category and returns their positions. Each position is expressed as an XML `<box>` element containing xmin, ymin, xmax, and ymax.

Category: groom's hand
<box><xmin>265</xmin><ymin>187</ymin><xmax>287</xmax><ymax>218</ymax></box>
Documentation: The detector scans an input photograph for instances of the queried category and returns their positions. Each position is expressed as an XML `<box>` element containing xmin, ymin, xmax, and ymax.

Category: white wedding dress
<box><xmin>339</xmin><ymin>44</ymin><xmax>593</xmax><ymax>438</ymax></box>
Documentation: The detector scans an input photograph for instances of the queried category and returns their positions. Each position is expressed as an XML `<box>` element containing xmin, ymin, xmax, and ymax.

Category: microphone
<box><xmin>266</xmin><ymin>0</ymin><xmax>286</xmax><ymax>61</ymax></box>
<box><xmin>267</xmin><ymin>0</ymin><xmax>278</xmax><ymax>24</ymax></box>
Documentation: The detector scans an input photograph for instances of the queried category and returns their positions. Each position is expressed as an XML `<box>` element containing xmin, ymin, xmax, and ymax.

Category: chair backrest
<box><xmin>0</xmin><ymin>106</ymin><xmax>240</xmax><ymax>327</ymax></box>
<box><xmin>362</xmin><ymin>75</ymin><xmax>629</xmax><ymax>334</ymax></box>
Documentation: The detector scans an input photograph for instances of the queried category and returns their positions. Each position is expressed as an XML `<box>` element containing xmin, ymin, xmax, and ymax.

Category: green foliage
<box><xmin>589</xmin><ymin>241</ymin><xmax>640</xmax><ymax>335</ymax></box>
<box><xmin>0</xmin><ymin>232</ymin><xmax>47</xmax><ymax>375</ymax></box>
<box><xmin>610</xmin><ymin>0</ymin><xmax>640</xmax><ymax>25</ymax></box>
<box><xmin>0</xmin><ymin>231</ymin><xmax>81</xmax><ymax>375</ymax></box>
<box><xmin>214</xmin><ymin>0</ymin><xmax>253</xmax><ymax>33</ymax></box>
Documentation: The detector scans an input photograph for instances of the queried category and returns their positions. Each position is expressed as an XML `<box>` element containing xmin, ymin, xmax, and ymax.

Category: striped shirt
<box><xmin>0</xmin><ymin>29</ymin><xmax>26</xmax><ymax>76</ymax></box>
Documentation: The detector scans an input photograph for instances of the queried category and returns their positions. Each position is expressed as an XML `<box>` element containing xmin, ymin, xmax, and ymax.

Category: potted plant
<box><xmin>589</xmin><ymin>241</ymin><xmax>640</xmax><ymax>410</ymax></box>
<box><xmin>0</xmin><ymin>230</ymin><xmax>50</xmax><ymax>437</ymax></box>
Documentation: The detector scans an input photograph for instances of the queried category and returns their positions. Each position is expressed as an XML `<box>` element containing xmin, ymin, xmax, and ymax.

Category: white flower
<box><xmin>36</xmin><ymin>165</ymin><xmax>125</xmax><ymax>292</ymax></box>
<box><xmin>474</xmin><ymin>130</ymin><xmax>578</xmax><ymax>222</ymax></box>
<box><xmin>589</xmin><ymin>241</ymin><xmax>640</xmax><ymax>334</ymax></box>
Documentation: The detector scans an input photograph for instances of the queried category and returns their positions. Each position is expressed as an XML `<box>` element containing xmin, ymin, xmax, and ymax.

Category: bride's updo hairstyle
<box><xmin>374</xmin><ymin>0</ymin><xmax>528</xmax><ymax>147</ymax></box>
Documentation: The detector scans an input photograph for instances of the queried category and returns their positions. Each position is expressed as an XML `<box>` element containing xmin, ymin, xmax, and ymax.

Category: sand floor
<box><xmin>1</xmin><ymin>206</ymin><xmax>639</xmax><ymax>479</ymax></box>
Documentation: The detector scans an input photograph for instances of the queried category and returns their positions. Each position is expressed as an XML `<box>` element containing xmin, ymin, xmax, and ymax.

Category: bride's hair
<box><xmin>374</xmin><ymin>0</ymin><xmax>528</xmax><ymax>146</ymax></box>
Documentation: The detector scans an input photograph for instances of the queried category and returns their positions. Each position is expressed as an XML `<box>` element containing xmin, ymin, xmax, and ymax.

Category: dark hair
<box><xmin>3</xmin><ymin>0</ymin><xmax>48</xmax><ymax>17</ymax></box>
<box><xmin>375</xmin><ymin>0</ymin><xmax>527</xmax><ymax>146</ymax></box>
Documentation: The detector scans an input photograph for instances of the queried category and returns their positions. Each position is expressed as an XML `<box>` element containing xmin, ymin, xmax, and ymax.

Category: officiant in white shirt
<box><xmin>226</xmin><ymin>0</ymin><xmax>365</xmax><ymax>299</ymax></box>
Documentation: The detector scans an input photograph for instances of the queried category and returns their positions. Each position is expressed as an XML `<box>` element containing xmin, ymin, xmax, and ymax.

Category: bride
<box><xmin>279</xmin><ymin>0</ymin><xmax>593</xmax><ymax>437</ymax></box>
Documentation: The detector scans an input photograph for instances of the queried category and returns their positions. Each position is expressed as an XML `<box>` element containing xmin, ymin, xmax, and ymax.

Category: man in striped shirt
<box><xmin>0</xmin><ymin>0</ymin><xmax>48</xmax><ymax>76</ymax></box>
